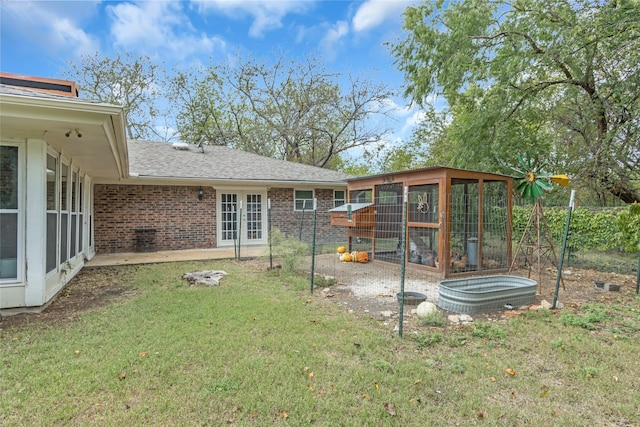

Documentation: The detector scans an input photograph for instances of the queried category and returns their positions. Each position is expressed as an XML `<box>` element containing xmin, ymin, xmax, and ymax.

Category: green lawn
<box><xmin>1</xmin><ymin>259</ymin><xmax>639</xmax><ymax>426</ymax></box>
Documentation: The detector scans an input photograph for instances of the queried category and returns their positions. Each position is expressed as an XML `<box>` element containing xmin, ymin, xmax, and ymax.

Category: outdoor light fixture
<box><xmin>198</xmin><ymin>186</ymin><xmax>204</xmax><ymax>201</ymax></box>
<box><xmin>65</xmin><ymin>129</ymin><xmax>82</xmax><ymax>138</ymax></box>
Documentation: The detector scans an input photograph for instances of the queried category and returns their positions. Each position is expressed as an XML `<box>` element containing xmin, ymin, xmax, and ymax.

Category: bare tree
<box><xmin>171</xmin><ymin>54</ymin><xmax>395</xmax><ymax>168</ymax></box>
<box><xmin>64</xmin><ymin>52</ymin><xmax>167</xmax><ymax>140</ymax></box>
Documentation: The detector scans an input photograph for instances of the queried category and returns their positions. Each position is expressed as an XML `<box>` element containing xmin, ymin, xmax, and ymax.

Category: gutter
<box><xmin>98</xmin><ymin>174</ymin><xmax>350</xmax><ymax>188</ymax></box>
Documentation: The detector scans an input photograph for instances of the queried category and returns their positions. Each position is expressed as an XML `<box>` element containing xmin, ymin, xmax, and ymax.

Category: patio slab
<box><xmin>85</xmin><ymin>246</ymin><xmax>268</xmax><ymax>267</ymax></box>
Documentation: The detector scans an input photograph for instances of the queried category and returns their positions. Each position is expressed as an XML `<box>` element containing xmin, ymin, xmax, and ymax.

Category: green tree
<box><xmin>391</xmin><ymin>0</ymin><xmax>640</xmax><ymax>204</ymax></box>
<box><xmin>64</xmin><ymin>52</ymin><xmax>167</xmax><ymax>140</ymax></box>
<box><xmin>170</xmin><ymin>54</ymin><xmax>395</xmax><ymax>168</ymax></box>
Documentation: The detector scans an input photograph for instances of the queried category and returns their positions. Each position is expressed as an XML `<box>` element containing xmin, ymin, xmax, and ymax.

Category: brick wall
<box><xmin>94</xmin><ymin>184</ymin><xmax>216</xmax><ymax>253</ymax></box>
<box><xmin>267</xmin><ymin>187</ymin><xmax>347</xmax><ymax>244</ymax></box>
<box><xmin>94</xmin><ymin>184</ymin><xmax>347</xmax><ymax>254</ymax></box>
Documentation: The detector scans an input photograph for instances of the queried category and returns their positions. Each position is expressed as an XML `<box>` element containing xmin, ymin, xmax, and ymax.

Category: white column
<box><xmin>24</xmin><ymin>139</ymin><xmax>47</xmax><ymax>307</ymax></box>
<box><xmin>84</xmin><ymin>176</ymin><xmax>95</xmax><ymax>260</ymax></box>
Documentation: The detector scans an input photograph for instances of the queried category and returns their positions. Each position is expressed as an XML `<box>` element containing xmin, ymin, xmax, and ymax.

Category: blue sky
<box><xmin>1</xmin><ymin>0</ymin><xmax>425</xmax><ymax>146</ymax></box>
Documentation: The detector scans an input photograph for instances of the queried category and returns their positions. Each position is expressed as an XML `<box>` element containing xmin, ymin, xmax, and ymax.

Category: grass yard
<box><xmin>1</xmin><ymin>259</ymin><xmax>639</xmax><ymax>426</ymax></box>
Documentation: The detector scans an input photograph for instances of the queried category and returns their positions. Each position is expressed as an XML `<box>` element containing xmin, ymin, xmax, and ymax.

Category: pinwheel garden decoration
<box><xmin>509</xmin><ymin>154</ymin><xmax>570</xmax><ymax>292</ymax></box>
<box><xmin>511</xmin><ymin>154</ymin><xmax>569</xmax><ymax>203</ymax></box>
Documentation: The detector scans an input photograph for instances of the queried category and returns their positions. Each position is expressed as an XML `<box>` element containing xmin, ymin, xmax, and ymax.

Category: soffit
<box><xmin>0</xmin><ymin>87</ymin><xmax>128</xmax><ymax>180</ymax></box>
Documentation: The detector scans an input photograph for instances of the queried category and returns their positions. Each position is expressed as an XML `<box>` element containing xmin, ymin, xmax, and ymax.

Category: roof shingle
<box><xmin>128</xmin><ymin>140</ymin><xmax>352</xmax><ymax>184</ymax></box>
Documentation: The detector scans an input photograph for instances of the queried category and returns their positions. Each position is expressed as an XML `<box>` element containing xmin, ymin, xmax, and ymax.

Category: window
<box><xmin>294</xmin><ymin>190</ymin><xmax>314</xmax><ymax>211</ymax></box>
<box><xmin>0</xmin><ymin>145</ymin><xmax>20</xmax><ymax>281</ymax></box>
<box><xmin>59</xmin><ymin>162</ymin><xmax>69</xmax><ymax>264</ymax></box>
<box><xmin>349</xmin><ymin>189</ymin><xmax>372</xmax><ymax>203</ymax></box>
<box><xmin>409</xmin><ymin>183</ymin><xmax>439</xmax><ymax>224</ymax></box>
<box><xmin>334</xmin><ymin>190</ymin><xmax>345</xmax><ymax>208</ymax></box>
<box><xmin>46</xmin><ymin>154</ymin><xmax>57</xmax><ymax>273</ymax></box>
<box><xmin>78</xmin><ymin>175</ymin><xmax>84</xmax><ymax>253</ymax></box>
<box><xmin>70</xmin><ymin>169</ymin><xmax>77</xmax><ymax>258</ymax></box>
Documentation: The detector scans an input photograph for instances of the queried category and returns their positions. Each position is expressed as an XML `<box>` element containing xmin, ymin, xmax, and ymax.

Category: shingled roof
<box><xmin>128</xmin><ymin>140</ymin><xmax>352</xmax><ymax>184</ymax></box>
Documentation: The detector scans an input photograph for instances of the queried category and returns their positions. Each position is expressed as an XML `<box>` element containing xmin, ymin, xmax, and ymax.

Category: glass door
<box><xmin>219</xmin><ymin>192</ymin><xmax>266</xmax><ymax>245</ymax></box>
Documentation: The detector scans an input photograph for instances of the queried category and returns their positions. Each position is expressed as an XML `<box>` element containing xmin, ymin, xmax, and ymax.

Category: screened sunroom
<box><xmin>0</xmin><ymin>75</ymin><xmax>127</xmax><ymax>310</ymax></box>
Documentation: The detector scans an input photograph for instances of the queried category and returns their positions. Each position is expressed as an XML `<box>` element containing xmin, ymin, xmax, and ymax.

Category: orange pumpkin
<box><xmin>356</xmin><ymin>251</ymin><xmax>369</xmax><ymax>263</ymax></box>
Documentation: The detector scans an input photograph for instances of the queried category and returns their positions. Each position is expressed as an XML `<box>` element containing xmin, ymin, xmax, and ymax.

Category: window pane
<box><xmin>78</xmin><ymin>177</ymin><xmax>83</xmax><ymax>213</ymax></box>
<box><xmin>221</xmin><ymin>193</ymin><xmax>237</xmax><ymax>241</ymax></box>
<box><xmin>0</xmin><ymin>213</ymin><xmax>18</xmax><ymax>279</ymax></box>
<box><xmin>408</xmin><ymin>227</ymin><xmax>439</xmax><ymax>267</ymax></box>
<box><xmin>46</xmin><ymin>213</ymin><xmax>57</xmax><ymax>273</ymax></box>
<box><xmin>349</xmin><ymin>189</ymin><xmax>372</xmax><ymax>203</ymax></box>
<box><xmin>409</xmin><ymin>184</ymin><xmax>439</xmax><ymax>223</ymax></box>
<box><xmin>246</xmin><ymin>194</ymin><xmax>262</xmax><ymax>240</ymax></box>
<box><xmin>71</xmin><ymin>170</ymin><xmax>77</xmax><ymax>212</ymax></box>
<box><xmin>47</xmin><ymin>154</ymin><xmax>57</xmax><ymax>210</ymax></box>
<box><xmin>0</xmin><ymin>146</ymin><xmax>18</xmax><ymax>209</ymax></box>
<box><xmin>295</xmin><ymin>190</ymin><xmax>313</xmax><ymax>199</ymax></box>
<box><xmin>296</xmin><ymin>199</ymin><xmax>314</xmax><ymax>210</ymax></box>
<box><xmin>295</xmin><ymin>190</ymin><xmax>313</xmax><ymax>210</ymax></box>
<box><xmin>70</xmin><ymin>214</ymin><xmax>77</xmax><ymax>257</ymax></box>
<box><xmin>78</xmin><ymin>213</ymin><xmax>84</xmax><ymax>253</ymax></box>
<box><xmin>334</xmin><ymin>190</ymin><xmax>345</xmax><ymax>207</ymax></box>
<box><xmin>61</xmin><ymin>163</ymin><xmax>69</xmax><ymax>211</ymax></box>
<box><xmin>60</xmin><ymin>213</ymin><xmax>68</xmax><ymax>264</ymax></box>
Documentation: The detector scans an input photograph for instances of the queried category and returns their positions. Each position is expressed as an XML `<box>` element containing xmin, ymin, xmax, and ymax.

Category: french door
<box><xmin>218</xmin><ymin>191</ymin><xmax>266</xmax><ymax>245</ymax></box>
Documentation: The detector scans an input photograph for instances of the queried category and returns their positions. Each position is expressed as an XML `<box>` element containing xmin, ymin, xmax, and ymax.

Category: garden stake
<box><xmin>233</xmin><ymin>203</ymin><xmax>237</xmax><ymax>260</ymax></box>
<box><xmin>310</xmin><ymin>199</ymin><xmax>317</xmax><ymax>294</ymax></box>
<box><xmin>268</xmin><ymin>198</ymin><xmax>273</xmax><ymax>270</ymax></box>
<box><xmin>237</xmin><ymin>200</ymin><xmax>242</xmax><ymax>260</ymax></box>
<box><xmin>398</xmin><ymin>186</ymin><xmax>408</xmax><ymax>338</ymax></box>
<box><xmin>553</xmin><ymin>190</ymin><xmax>575</xmax><ymax>309</ymax></box>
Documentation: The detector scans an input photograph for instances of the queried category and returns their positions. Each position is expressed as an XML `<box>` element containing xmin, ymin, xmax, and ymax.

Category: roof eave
<box><xmin>99</xmin><ymin>175</ymin><xmax>350</xmax><ymax>187</ymax></box>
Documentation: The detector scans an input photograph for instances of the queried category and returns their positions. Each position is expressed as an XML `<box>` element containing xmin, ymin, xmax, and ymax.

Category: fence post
<box><xmin>268</xmin><ymin>198</ymin><xmax>273</xmax><ymax>270</ymax></box>
<box><xmin>553</xmin><ymin>190</ymin><xmax>575</xmax><ymax>309</ymax></box>
<box><xmin>399</xmin><ymin>186</ymin><xmax>408</xmax><ymax>337</ymax></box>
<box><xmin>636</xmin><ymin>251</ymin><xmax>640</xmax><ymax>295</ymax></box>
<box><xmin>237</xmin><ymin>200</ymin><xmax>242</xmax><ymax>260</ymax></box>
<box><xmin>310</xmin><ymin>198</ymin><xmax>317</xmax><ymax>294</ymax></box>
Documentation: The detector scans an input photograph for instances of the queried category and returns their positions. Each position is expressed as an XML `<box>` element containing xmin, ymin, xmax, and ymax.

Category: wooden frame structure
<box><xmin>330</xmin><ymin>167</ymin><xmax>513</xmax><ymax>278</ymax></box>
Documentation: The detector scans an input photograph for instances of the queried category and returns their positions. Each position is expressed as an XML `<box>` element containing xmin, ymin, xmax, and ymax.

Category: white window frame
<box><xmin>45</xmin><ymin>150</ymin><xmax>59</xmax><ymax>275</ymax></box>
<box><xmin>294</xmin><ymin>189</ymin><xmax>314</xmax><ymax>211</ymax></box>
<box><xmin>77</xmin><ymin>172</ymin><xmax>85</xmax><ymax>255</ymax></box>
<box><xmin>0</xmin><ymin>142</ymin><xmax>24</xmax><ymax>285</ymax></box>
<box><xmin>59</xmin><ymin>158</ymin><xmax>71</xmax><ymax>266</ymax></box>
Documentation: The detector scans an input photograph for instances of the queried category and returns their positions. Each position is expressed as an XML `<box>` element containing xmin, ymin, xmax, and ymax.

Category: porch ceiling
<box><xmin>0</xmin><ymin>90</ymin><xmax>128</xmax><ymax>180</ymax></box>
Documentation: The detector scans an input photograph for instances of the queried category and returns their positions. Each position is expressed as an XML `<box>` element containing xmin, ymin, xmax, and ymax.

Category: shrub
<box><xmin>269</xmin><ymin>228</ymin><xmax>310</xmax><ymax>272</ymax></box>
<box><xmin>512</xmin><ymin>204</ymin><xmax>639</xmax><ymax>253</ymax></box>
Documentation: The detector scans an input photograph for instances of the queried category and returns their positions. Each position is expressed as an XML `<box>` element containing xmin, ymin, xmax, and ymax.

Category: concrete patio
<box><xmin>85</xmin><ymin>245</ymin><xmax>269</xmax><ymax>267</ymax></box>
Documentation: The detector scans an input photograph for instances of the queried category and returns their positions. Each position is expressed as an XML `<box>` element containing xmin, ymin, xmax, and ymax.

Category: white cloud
<box><xmin>0</xmin><ymin>1</ymin><xmax>100</xmax><ymax>57</ymax></box>
<box><xmin>107</xmin><ymin>2</ymin><xmax>225</xmax><ymax>60</ymax></box>
<box><xmin>51</xmin><ymin>18</ymin><xmax>100</xmax><ymax>58</ymax></box>
<box><xmin>191</xmin><ymin>0</ymin><xmax>314</xmax><ymax>37</ymax></box>
<box><xmin>319</xmin><ymin>21</ymin><xmax>349</xmax><ymax>61</ymax></box>
<box><xmin>400</xmin><ymin>109</ymin><xmax>427</xmax><ymax>135</ymax></box>
<box><xmin>352</xmin><ymin>0</ymin><xmax>414</xmax><ymax>33</ymax></box>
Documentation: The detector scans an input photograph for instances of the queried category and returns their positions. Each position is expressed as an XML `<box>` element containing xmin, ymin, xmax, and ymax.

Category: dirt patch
<box><xmin>0</xmin><ymin>266</ymin><xmax>137</xmax><ymax>330</ymax></box>
<box><xmin>312</xmin><ymin>255</ymin><xmax>638</xmax><ymax>329</ymax></box>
